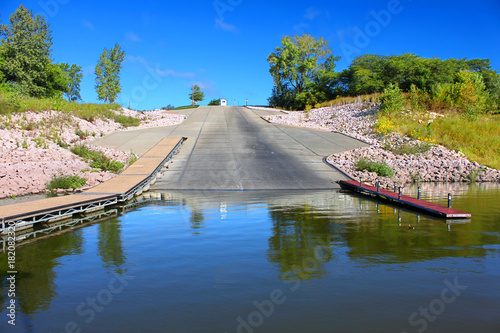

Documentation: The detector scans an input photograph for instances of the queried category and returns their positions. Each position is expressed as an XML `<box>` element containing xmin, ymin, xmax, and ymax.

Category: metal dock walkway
<box><xmin>0</xmin><ymin>137</ymin><xmax>186</xmax><ymax>232</ymax></box>
<box><xmin>338</xmin><ymin>180</ymin><xmax>472</xmax><ymax>219</ymax></box>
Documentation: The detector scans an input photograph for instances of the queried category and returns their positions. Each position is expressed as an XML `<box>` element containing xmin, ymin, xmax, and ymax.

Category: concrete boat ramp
<box><xmin>1</xmin><ymin>106</ymin><xmax>368</xmax><ymax>233</ymax></box>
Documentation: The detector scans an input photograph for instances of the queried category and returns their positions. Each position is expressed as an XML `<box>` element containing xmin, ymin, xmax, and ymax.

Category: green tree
<box><xmin>60</xmin><ymin>63</ymin><xmax>83</xmax><ymax>101</ymax></box>
<box><xmin>95</xmin><ymin>43</ymin><xmax>125</xmax><ymax>103</ymax></box>
<box><xmin>267</xmin><ymin>34</ymin><xmax>340</xmax><ymax>110</ymax></box>
<box><xmin>452</xmin><ymin>70</ymin><xmax>489</xmax><ymax>118</ymax></box>
<box><xmin>189</xmin><ymin>84</ymin><xmax>204</xmax><ymax>105</ymax></box>
<box><xmin>208</xmin><ymin>98</ymin><xmax>220</xmax><ymax>105</ymax></box>
<box><xmin>0</xmin><ymin>4</ymin><xmax>53</xmax><ymax>97</ymax></box>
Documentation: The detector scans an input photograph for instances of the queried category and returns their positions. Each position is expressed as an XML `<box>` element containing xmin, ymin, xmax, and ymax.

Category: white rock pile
<box><xmin>265</xmin><ymin>103</ymin><xmax>500</xmax><ymax>188</ymax></box>
<box><xmin>0</xmin><ymin>108</ymin><xmax>184</xmax><ymax>199</ymax></box>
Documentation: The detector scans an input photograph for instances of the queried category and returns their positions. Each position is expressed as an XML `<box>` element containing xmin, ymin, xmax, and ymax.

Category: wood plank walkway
<box><xmin>338</xmin><ymin>180</ymin><xmax>472</xmax><ymax>219</ymax></box>
<box><xmin>0</xmin><ymin>137</ymin><xmax>186</xmax><ymax>231</ymax></box>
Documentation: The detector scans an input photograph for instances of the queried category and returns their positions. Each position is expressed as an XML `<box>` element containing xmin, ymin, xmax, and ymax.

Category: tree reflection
<box><xmin>0</xmin><ymin>230</ymin><xmax>83</xmax><ymax>315</ymax></box>
<box><xmin>267</xmin><ymin>204</ymin><xmax>334</xmax><ymax>281</ymax></box>
<box><xmin>97</xmin><ymin>218</ymin><xmax>126</xmax><ymax>273</ymax></box>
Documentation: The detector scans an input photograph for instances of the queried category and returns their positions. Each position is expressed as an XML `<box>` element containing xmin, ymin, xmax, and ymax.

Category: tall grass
<box><xmin>385</xmin><ymin>112</ymin><xmax>500</xmax><ymax>169</ymax></box>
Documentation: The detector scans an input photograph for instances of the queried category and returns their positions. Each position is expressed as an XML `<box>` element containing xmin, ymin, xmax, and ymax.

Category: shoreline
<box><xmin>0</xmin><ymin>108</ymin><xmax>184</xmax><ymax>201</ymax></box>
<box><xmin>263</xmin><ymin>103</ymin><xmax>500</xmax><ymax>188</ymax></box>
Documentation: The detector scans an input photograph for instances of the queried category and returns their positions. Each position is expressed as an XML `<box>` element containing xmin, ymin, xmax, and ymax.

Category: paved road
<box><xmin>92</xmin><ymin>106</ymin><xmax>368</xmax><ymax>190</ymax></box>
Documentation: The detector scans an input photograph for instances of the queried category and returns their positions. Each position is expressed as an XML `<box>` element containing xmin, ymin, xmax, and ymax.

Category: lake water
<box><xmin>1</xmin><ymin>183</ymin><xmax>499</xmax><ymax>333</ymax></box>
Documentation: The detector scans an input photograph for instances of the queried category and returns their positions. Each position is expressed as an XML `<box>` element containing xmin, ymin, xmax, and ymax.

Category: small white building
<box><xmin>220</xmin><ymin>99</ymin><xmax>227</xmax><ymax>106</ymax></box>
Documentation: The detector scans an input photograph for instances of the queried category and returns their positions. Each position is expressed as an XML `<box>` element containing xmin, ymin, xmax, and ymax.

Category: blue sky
<box><xmin>1</xmin><ymin>0</ymin><xmax>500</xmax><ymax>109</ymax></box>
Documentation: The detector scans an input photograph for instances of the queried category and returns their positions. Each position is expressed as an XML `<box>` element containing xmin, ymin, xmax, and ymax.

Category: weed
<box><xmin>467</xmin><ymin>168</ymin><xmax>485</xmax><ymax>182</ymax></box>
<box><xmin>71</xmin><ymin>145</ymin><xmax>124</xmax><ymax>173</ymax></box>
<box><xmin>386</xmin><ymin>141</ymin><xmax>432</xmax><ymax>155</ymax></box>
<box><xmin>46</xmin><ymin>175</ymin><xmax>86</xmax><ymax>190</ymax></box>
<box><xmin>128</xmin><ymin>152</ymin><xmax>138</xmax><ymax>165</ymax></box>
<box><xmin>355</xmin><ymin>158</ymin><xmax>395</xmax><ymax>177</ymax></box>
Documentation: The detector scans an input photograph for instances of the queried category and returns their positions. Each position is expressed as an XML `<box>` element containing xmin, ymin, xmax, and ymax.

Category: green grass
<box><xmin>355</xmin><ymin>158</ymin><xmax>395</xmax><ymax>177</ymax></box>
<box><xmin>71</xmin><ymin>145</ymin><xmax>124</xmax><ymax>173</ymax></box>
<box><xmin>383</xmin><ymin>112</ymin><xmax>500</xmax><ymax>170</ymax></box>
<box><xmin>384</xmin><ymin>141</ymin><xmax>432</xmax><ymax>155</ymax></box>
<box><xmin>172</xmin><ymin>105</ymin><xmax>200</xmax><ymax>110</ymax></box>
<box><xmin>0</xmin><ymin>90</ymin><xmax>140</xmax><ymax>127</ymax></box>
<box><xmin>46</xmin><ymin>175</ymin><xmax>86</xmax><ymax>190</ymax></box>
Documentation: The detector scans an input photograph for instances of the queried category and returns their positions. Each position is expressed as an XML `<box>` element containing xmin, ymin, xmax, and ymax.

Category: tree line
<box><xmin>0</xmin><ymin>4</ymin><xmax>124</xmax><ymax>104</ymax></box>
<box><xmin>268</xmin><ymin>34</ymin><xmax>500</xmax><ymax>113</ymax></box>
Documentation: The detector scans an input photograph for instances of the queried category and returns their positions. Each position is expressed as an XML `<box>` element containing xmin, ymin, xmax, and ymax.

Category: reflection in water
<box><xmin>267</xmin><ymin>205</ymin><xmax>334</xmax><ymax>281</ymax></box>
<box><xmin>0</xmin><ymin>183</ymin><xmax>498</xmax><ymax>332</ymax></box>
<box><xmin>97</xmin><ymin>218</ymin><xmax>126</xmax><ymax>273</ymax></box>
<box><xmin>0</xmin><ymin>230</ymin><xmax>84</xmax><ymax>315</ymax></box>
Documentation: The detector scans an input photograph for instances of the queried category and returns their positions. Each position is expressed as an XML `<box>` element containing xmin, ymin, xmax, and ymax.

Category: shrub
<box><xmin>355</xmin><ymin>158</ymin><xmax>395</xmax><ymax>177</ymax></box>
<box><xmin>452</xmin><ymin>70</ymin><xmax>489</xmax><ymax>119</ymax></box>
<box><xmin>111</xmin><ymin>114</ymin><xmax>140</xmax><ymax>127</ymax></box>
<box><xmin>47</xmin><ymin>175</ymin><xmax>86</xmax><ymax>190</ymax></box>
<box><xmin>380</xmin><ymin>83</ymin><xmax>405</xmax><ymax>115</ymax></box>
<box><xmin>208</xmin><ymin>99</ymin><xmax>220</xmax><ymax>106</ymax></box>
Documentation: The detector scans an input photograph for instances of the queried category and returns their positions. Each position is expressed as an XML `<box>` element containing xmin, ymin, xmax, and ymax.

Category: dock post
<box><xmin>360</xmin><ymin>178</ymin><xmax>362</xmax><ymax>186</ymax></box>
<box><xmin>394</xmin><ymin>182</ymin><xmax>397</xmax><ymax>192</ymax></box>
<box><xmin>398</xmin><ymin>187</ymin><xmax>402</xmax><ymax>200</ymax></box>
<box><xmin>376</xmin><ymin>180</ymin><xmax>380</xmax><ymax>193</ymax></box>
<box><xmin>417</xmin><ymin>187</ymin><xmax>421</xmax><ymax>200</ymax></box>
<box><xmin>448</xmin><ymin>193</ymin><xmax>452</xmax><ymax>208</ymax></box>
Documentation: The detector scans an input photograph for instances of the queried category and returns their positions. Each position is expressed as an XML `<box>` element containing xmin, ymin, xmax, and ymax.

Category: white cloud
<box><xmin>305</xmin><ymin>7</ymin><xmax>321</xmax><ymax>20</ymax></box>
<box><xmin>215</xmin><ymin>18</ymin><xmax>238</xmax><ymax>33</ymax></box>
<box><xmin>125</xmin><ymin>31</ymin><xmax>141</xmax><ymax>42</ymax></box>
<box><xmin>81</xmin><ymin>19</ymin><xmax>94</xmax><ymax>30</ymax></box>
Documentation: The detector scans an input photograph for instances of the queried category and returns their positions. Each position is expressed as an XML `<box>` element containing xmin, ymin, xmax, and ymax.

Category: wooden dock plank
<box><xmin>83</xmin><ymin>175</ymin><xmax>148</xmax><ymax>194</ymax></box>
<box><xmin>121</xmin><ymin>157</ymin><xmax>166</xmax><ymax>175</ymax></box>
<box><xmin>142</xmin><ymin>145</ymin><xmax>177</xmax><ymax>158</ymax></box>
<box><xmin>339</xmin><ymin>180</ymin><xmax>471</xmax><ymax>218</ymax></box>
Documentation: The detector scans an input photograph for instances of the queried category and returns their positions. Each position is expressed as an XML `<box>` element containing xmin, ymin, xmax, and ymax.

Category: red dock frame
<box><xmin>338</xmin><ymin>180</ymin><xmax>471</xmax><ymax>219</ymax></box>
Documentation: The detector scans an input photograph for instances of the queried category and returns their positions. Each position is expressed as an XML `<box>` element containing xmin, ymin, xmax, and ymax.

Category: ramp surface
<box><xmin>146</xmin><ymin>106</ymin><xmax>368</xmax><ymax>190</ymax></box>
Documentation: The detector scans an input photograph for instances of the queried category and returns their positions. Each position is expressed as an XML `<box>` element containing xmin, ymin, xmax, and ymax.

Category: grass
<box><xmin>0</xmin><ymin>90</ymin><xmax>140</xmax><ymax>128</ymax></box>
<box><xmin>71</xmin><ymin>145</ymin><xmax>124</xmax><ymax>173</ymax></box>
<box><xmin>355</xmin><ymin>158</ymin><xmax>395</xmax><ymax>177</ymax></box>
<box><xmin>172</xmin><ymin>105</ymin><xmax>200</xmax><ymax>110</ymax></box>
<box><xmin>46</xmin><ymin>175</ymin><xmax>86</xmax><ymax>190</ymax></box>
<box><xmin>384</xmin><ymin>141</ymin><xmax>432</xmax><ymax>155</ymax></box>
<box><xmin>382</xmin><ymin>112</ymin><xmax>500</xmax><ymax>169</ymax></box>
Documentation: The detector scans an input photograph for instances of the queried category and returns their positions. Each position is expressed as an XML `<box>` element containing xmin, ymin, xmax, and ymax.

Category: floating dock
<box><xmin>338</xmin><ymin>180</ymin><xmax>471</xmax><ymax>219</ymax></box>
<box><xmin>0</xmin><ymin>137</ymin><xmax>186</xmax><ymax>233</ymax></box>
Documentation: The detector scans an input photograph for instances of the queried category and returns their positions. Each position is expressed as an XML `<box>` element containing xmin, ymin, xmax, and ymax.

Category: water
<box><xmin>1</xmin><ymin>183</ymin><xmax>499</xmax><ymax>333</ymax></box>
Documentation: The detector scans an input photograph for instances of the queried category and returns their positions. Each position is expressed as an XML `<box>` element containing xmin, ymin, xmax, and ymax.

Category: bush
<box><xmin>380</xmin><ymin>83</ymin><xmax>405</xmax><ymax>115</ymax></box>
<box><xmin>47</xmin><ymin>175</ymin><xmax>86</xmax><ymax>190</ymax></box>
<box><xmin>452</xmin><ymin>70</ymin><xmax>489</xmax><ymax>119</ymax></box>
<box><xmin>208</xmin><ymin>99</ymin><xmax>220</xmax><ymax>106</ymax></box>
<box><xmin>110</xmin><ymin>114</ymin><xmax>140</xmax><ymax>127</ymax></box>
<box><xmin>355</xmin><ymin>158</ymin><xmax>395</xmax><ymax>177</ymax></box>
